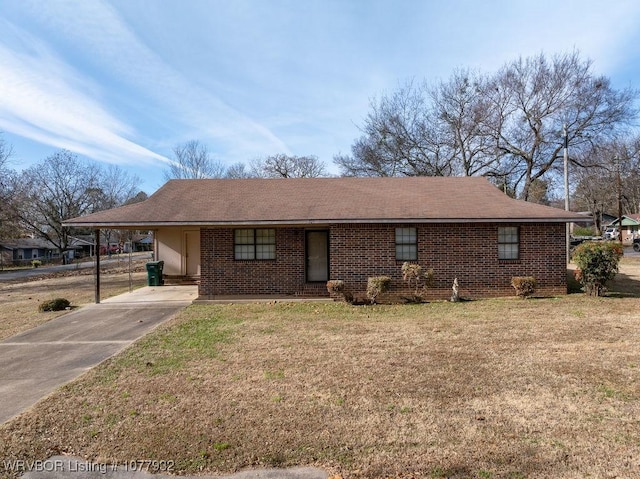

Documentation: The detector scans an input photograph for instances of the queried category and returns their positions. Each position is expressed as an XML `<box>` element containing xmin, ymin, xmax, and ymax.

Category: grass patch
<box><xmin>2</xmin><ymin>258</ymin><xmax>640</xmax><ymax>478</ymax></box>
<box><xmin>92</xmin><ymin>304</ymin><xmax>242</xmax><ymax>379</ymax></box>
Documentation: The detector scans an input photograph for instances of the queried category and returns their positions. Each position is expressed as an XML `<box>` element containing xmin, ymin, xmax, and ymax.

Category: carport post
<box><xmin>95</xmin><ymin>228</ymin><xmax>101</xmax><ymax>304</ymax></box>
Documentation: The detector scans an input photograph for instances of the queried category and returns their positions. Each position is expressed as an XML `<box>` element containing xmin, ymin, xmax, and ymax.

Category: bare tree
<box><xmin>86</xmin><ymin>164</ymin><xmax>142</xmax><ymax>249</ymax></box>
<box><xmin>573</xmin><ymin>138</ymin><xmax>640</xmax><ymax>230</ymax></box>
<box><xmin>0</xmin><ymin>134</ymin><xmax>13</xmax><ymax>170</ymax></box>
<box><xmin>12</xmin><ymin>150</ymin><xmax>142</xmax><ymax>261</ymax></box>
<box><xmin>93</xmin><ymin>165</ymin><xmax>142</xmax><ymax>210</ymax></box>
<box><xmin>0</xmin><ymin>135</ymin><xmax>22</xmax><ymax>239</ymax></box>
<box><xmin>335</xmin><ymin>81</ymin><xmax>454</xmax><ymax>177</ymax></box>
<box><xmin>13</xmin><ymin>151</ymin><xmax>102</xmax><ymax>259</ymax></box>
<box><xmin>250</xmin><ymin>154</ymin><xmax>328</xmax><ymax>178</ymax></box>
<box><xmin>430</xmin><ymin>69</ymin><xmax>497</xmax><ymax>177</ymax></box>
<box><xmin>225</xmin><ymin>161</ymin><xmax>252</xmax><ymax>179</ymax></box>
<box><xmin>335</xmin><ymin>51</ymin><xmax>638</xmax><ymax>202</ymax></box>
<box><xmin>164</xmin><ymin>140</ymin><xmax>225</xmax><ymax>180</ymax></box>
<box><xmin>0</xmin><ymin>134</ymin><xmax>14</xmax><ymax>206</ymax></box>
<box><xmin>485</xmin><ymin>51</ymin><xmax>637</xmax><ymax>200</ymax></box>
<box><xmin>573</xmin><ymin>166</ymin><xmax>615</xmax><ymax>232</ymax></box>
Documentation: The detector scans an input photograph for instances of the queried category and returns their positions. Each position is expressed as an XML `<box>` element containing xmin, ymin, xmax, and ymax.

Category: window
<box><xmin>395</xmin><ymin>227</ymin><xmax>417</xmax><ymax>261</ymax></box>
<box><xmin>234</xmin><ymin>228</ymin><xmax>275</xmax><ymax>260</ymax></box>
<box><xmin>498</xmin><ymin>226</ymin><xmax>519</xmax><ymax>260</ymax></box>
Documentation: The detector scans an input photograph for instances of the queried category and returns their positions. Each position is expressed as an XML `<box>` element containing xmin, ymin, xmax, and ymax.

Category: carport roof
<box><xmin>64</xmin><ymin>176</ymin><xmax>587</xmax><ymax>227</ymax></box>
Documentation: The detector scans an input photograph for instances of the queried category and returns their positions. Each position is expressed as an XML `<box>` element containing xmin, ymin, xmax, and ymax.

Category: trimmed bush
<box><xmin>511</xmin><ymin>276</ymin><xmax>537</xmax><ymax>298</ymax></box>
<box><xmin>572</xmin><ymin>241</ymin><xmax>623</xmax><ymax>296</ymax></box>
<box><xmin>401</xmin><ymin>262</ymin><xmax>434</xmax><ymax>302</ymax></box>
<box><xmin>327</xmin><ymin>279</ymin><xmax>353</xmax><ymax>303</ymax></box>
<box><xmin>39</xmin><ymin>298</ymin><xmax>71</xmax><ymax>312</ymax></box>
<box><xmin>326</xmin><ymin>280</ymin><xmax>345</xmax><ymax>294</ymax></box>
<box><xmin>366</xmin><ymin>276</ymin><xmax>391</xmax><ymax>304</ymax></box>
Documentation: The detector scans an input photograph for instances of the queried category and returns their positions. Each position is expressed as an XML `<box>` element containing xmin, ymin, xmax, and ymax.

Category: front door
<box><xmin>306</xmin><ymin>230</ymin><xmax>329</xmax><ymax>282</ymax></box>
<box><xmin>184</xmin><ymin>230</ymin><xmax>200</xmax><ymax>276</ymax></box>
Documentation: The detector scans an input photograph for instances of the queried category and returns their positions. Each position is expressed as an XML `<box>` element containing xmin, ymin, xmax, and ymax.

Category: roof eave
<box><xmin>63</xmin><ymin>216</ymin><xmax>584</xmax><ymax>228</ymax></box>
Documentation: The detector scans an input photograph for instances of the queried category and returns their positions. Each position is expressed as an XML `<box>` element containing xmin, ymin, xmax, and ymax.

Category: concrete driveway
<box><xmin>0</xmin><ymin>285</ymin><xmax>197</xmax><ymax>424</ymax></box>
<box><xmin>2</xmin><ymin>285</ymin><xmax>330</xmax><ymax>479</ymax></box>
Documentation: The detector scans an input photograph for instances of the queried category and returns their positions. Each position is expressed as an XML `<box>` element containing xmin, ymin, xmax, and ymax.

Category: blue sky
<box><xmin>2</xmin><ymin>0</ymin><xmax>640</xmax><ymax>194</ymax></box>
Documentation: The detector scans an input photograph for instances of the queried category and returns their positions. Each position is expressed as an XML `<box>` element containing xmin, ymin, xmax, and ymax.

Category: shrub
<box><xmin>572</xmin><ymin>226</ymin><xmax>597</xmax><ymax>237</ymax></box>
<box><xmin>572</xmin><ymin>241</ymin><xmax>623</xmax><ymax>296</ymax></box>
<box><xmin>401</xmin><ymin>262</ymin><xmax>434</xmax><ymax>300</ymax></box>
<box><xmin>39</xmin><ymin>298</ymin><xmax>71</xmax><ymax>312</ymax></box>
<box><xmin>326</xmin><ymin>280</ymin><xmax>345</xmax><ymax>294</ymax></box>
<box><xmin>31</xmin><ymin>259</ymin><xmax>42</xmax><ymax>268</ymax></box>
<box><xmin>327</xmin><ymin>279</ymin><xmax>353</xmax><ymax>302</ymax></box>
<box><xmin>366</xmin><ymin>276</ymin><xmax>391</xmax><ymax>304</ymax></box>
<box><xmin>511</xmin><ymin>276</ymin><xmax>537</xmax><ymax>299</ymax></box>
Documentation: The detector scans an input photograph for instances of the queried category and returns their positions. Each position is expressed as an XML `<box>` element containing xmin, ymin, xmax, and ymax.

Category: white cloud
<box><xmin>12</xmin><ymin>0</ymin><xmax>292</xmax><ymax>161</ymax></box>
<box><xmin>0</xmin><ymin>19</ymin><xmax>170</xmax><ymax>166</ymax></box>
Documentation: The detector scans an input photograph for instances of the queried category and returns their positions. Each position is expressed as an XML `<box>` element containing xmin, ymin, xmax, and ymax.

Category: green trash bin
<box><xmin>146</xmin><ymin>261</ymin><xmax>164</xmax><ymax>286</ymax></box>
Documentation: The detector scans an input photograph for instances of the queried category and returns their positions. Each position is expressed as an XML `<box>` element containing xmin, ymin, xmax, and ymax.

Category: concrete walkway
<box><xmin>0</xmin><ymin>285</ymin><xmax>197</xmax><ymax>424</ymax></box>
<box><xmin>20</xmin><ymin>456</ymin><xmax>329</xmax><ymax>479</ymax></box>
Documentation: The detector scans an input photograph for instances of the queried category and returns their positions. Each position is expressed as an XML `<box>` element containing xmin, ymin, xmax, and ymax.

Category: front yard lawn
<box><xmin>2</xmin><ymin>292</ymin><xmax>639</xmax><ymax>478</ymax></box>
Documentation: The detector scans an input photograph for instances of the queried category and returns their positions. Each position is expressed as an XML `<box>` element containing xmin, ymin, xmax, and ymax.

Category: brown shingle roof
<box><xmin>64</xmin><ymin>177</ymin><xmax>586</xmax><ymax>227</ymax></box>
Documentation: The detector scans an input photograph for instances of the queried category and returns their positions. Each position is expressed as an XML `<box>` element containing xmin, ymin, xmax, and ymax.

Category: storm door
<box><xmin>306</xmin><ymin>230</ymin><xmax>329</xmax><ymax>282</ymax></box>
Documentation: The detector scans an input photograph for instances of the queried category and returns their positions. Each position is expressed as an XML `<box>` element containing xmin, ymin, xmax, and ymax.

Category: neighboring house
<box><xmin>70</xmin><ymin>232</ymin><xmax>154</xmax><ymax>256</ymax></box>
<box><xmin>605</xmin><ymin>215</ymin><xmax>640</xmax><ymax>244</ymax></box>
<box><xmin>573</xmin><ymin>211</ymin><xmax>617</xmax><ymax>234</ymax></box>
<box><xmin>0</xmin><ymin>238</ymin><xmax>57</xmax><ymax>266</ymax></box>
<box><xmin>0</xmin><ymin>237</ymin><xmax>89</xmax><ymax>265</ymax></box>
<box><xmin>129</xmin><ymin>233</ymin><xmax>154</xmax><ymax>252</ymax></box>
<box><xmin>68</xmin><ymin>236</ymin><xmax>96</xmax><ymax>258</ymax></box>
<box><xmin>64</xmin><ymin>177</ymin><xmax>585</xmax><ymax>300</ymax></box>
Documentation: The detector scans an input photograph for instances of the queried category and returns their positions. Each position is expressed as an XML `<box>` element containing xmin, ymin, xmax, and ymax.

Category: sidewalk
<box><xmin>0</xmin><ymin>285</ymin><xmax>197</xmax><ymax>424</ymax></box>
<box><xmin>20</xmin><ymin>456</ymin><xmax>329</xmax><ymax>479</ymax></box>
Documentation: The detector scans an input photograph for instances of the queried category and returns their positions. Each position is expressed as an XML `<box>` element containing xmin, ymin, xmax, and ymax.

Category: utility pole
<box><xmin>616</xmin><ymin>158</ymin><xmax>623</xmax><ymax>243</ymax></box>
<box><xmin>563</xmin><ymin>125</ymin><xmax>570</xmax><ymax>263</ymax></box>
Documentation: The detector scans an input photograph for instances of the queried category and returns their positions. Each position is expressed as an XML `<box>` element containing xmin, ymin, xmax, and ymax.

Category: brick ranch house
<box><xmin>64</xmin><ymin>177</ymin><xmax>585</xmax><ymax>300</ymax></box>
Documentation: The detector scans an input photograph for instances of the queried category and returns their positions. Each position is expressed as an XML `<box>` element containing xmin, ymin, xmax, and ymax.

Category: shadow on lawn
<box><xmin>606</xmin><ymin>271</ymin><xmax>640</xmax><ymax>298</ymax></box>
<box><xmin>566</xmin><ymin>268</ymin><xmax>640</xmax><ymax>298</ymax></box>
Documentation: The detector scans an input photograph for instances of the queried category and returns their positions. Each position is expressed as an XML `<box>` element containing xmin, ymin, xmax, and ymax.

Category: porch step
<box><xmin>295</xmin><ymin>283</ymin><xmax>330</xmax><ymax>297</ymax></box>
<box><xmin>163</xmin><ymin>275</ymin><xmax>200</xmax><ymax>286</ymax></box>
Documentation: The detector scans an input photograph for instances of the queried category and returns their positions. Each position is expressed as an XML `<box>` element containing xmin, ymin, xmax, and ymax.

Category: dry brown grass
<box><xmin>0</xmin><ymin>260</ymin><xmax>148</xmax><ymax>340</ymax></box>
<box><xmin>1</xmin><ymin>259</ymin><xmax>640</xmax><ymax>478</ymax></box>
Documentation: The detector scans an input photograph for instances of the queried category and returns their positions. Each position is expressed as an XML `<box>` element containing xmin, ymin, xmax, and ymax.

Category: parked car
<box><xmin>633</xmin><ymin>237</ymin><xmax>640</xmax><ymax>252</ymax></box>
<box><xmin>99</xmin><ymin>244</ymin><xmax>120</xmax><ymax>255</ymax></box>
<box><xmin>603</xmin><ymin>228</ymin><xmax>619</xmax><ymax>240</ymax></box>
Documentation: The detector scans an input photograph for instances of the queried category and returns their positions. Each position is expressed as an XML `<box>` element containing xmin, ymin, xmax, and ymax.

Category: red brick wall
<box><xmin>200</xmin><ymin>227</ymin><xmax>308</xmax><ymax>297</ymax></box>
<box><xmin>330</xmin><ymin>223</ymin><xmax>566</xmax><ymax>300</ymax></box>
<box><xmin>199</xmin><ymin>223</ymin><xmax>567</xmax><ymax>300</ymax></box>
